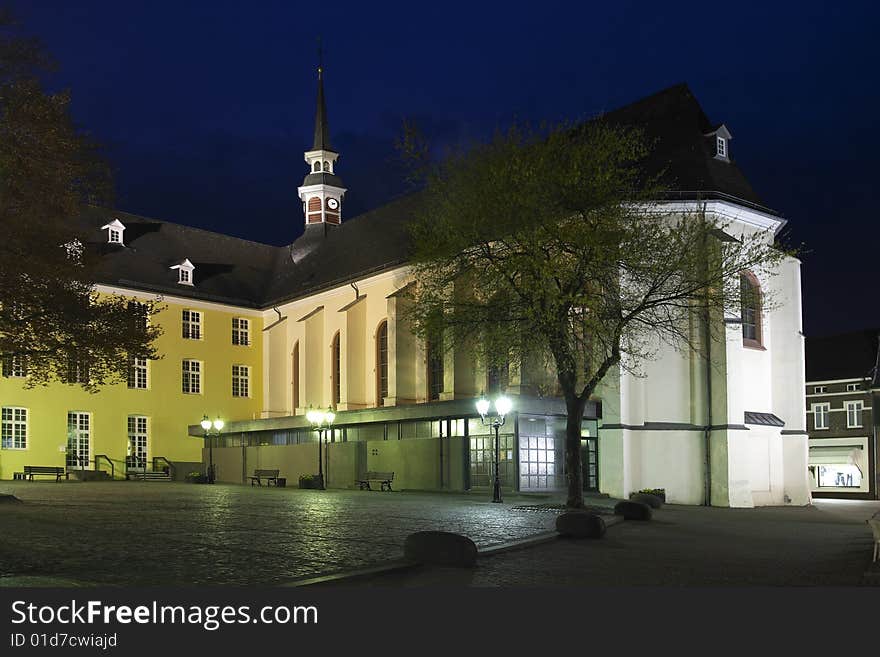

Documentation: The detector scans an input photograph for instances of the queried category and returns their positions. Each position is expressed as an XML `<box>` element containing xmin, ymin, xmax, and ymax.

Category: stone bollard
<box><xmin>614</xmin><ymin>500</ymin><xmax>653</xmax><ymax>521</ymax></box>
<box><xmin>404</xmin><ymin>531</ymin><xmax>478</xmax><ymax>567</ymax></box>
<box><xmin>555</xmin><ymin>511</ymin><xmax>606</xmax><ymax>539</ymax></box>
<box><xmin>630</xmin><ymin>493</ymin><xmax>663</xmax><ymax>509</ymax></box>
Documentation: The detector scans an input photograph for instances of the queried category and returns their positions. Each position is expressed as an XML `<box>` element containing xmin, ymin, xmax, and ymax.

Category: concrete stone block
<box><xmin>614</xmin><ymin>500</ymin><xmax>653</xmax><ymax>520</ymax></box>
<box><xmin>404</xmin><ymin>531</ymin><xmax>478</xmax><ymax>567</ymax></box>
<box><xmin>555</xmin><ymin>511</ymin><xmax>606</xmax><ymax>538</ymax></box>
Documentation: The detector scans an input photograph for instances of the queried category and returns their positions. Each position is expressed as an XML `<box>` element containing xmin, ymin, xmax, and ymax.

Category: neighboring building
<box><xmin>0</xmin><ymin>72</ymin><xmax>811</xmax><ymax>506</ymax></box>
<box><xmin>805</xmin><ymin>330</ymin><xmax>880</xmax><ymax>499</ymax></box>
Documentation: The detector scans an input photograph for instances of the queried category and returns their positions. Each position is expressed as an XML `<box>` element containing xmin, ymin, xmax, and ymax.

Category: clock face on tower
<box><xmin>327</xmin><ymin>198</ymin><xmax>339</xmax><ymax>211</ymax></box>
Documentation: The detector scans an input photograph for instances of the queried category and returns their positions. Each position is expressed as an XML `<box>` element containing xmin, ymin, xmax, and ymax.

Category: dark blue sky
<box><xmin>12</xmin><ymin>0</ymin><xmax>880</xmax><ymax>336</ymax></box>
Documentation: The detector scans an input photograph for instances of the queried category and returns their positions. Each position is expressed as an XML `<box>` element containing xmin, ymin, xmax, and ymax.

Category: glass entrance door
<box><xmin>127</xmin><ymin>416</ymin><xmax>148</xmax><ymax>472</ymax></box>
<box><xmin>469</xmin><ymin>431</ymin><xmax>514</xmax><ymax>489</ymax></box>
<box><xmin>66</xmin><ymin>412</ymin><xmax>91</xmax><ymax>470</ymax></box>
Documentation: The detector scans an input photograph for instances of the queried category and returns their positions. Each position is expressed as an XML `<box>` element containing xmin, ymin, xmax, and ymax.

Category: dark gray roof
<box><xmin>805</xmin><ymin>329</ymin><xmax>880</xmax><ymax>386</ymax></box>
<box><xmin>264</xmin><ymin>194</ymin><xmax>419</xmax><ymax>305</ymax></box>
<box><xmin>78</xmin><ymin>206</ymin><xmax>278</xmax><ymax>308</ymax></box>
<box><xmin>301</xmin><ymin>172</ymin><xmax>345</xmax><ymax>187</ymax></box>
<box><xmin>744</xmin><ymin>411</ymin><xmax>784</xmax><ymax>427</ymax></box>
<box><xmin>83</xmin><ymin>84</ymin><xmax>775</xmax><ymax>309</ymax></box>
<box><xmin>600</xmin><ymin>83</ymin><xmax>770</xmax><ymax>211</ymax></box>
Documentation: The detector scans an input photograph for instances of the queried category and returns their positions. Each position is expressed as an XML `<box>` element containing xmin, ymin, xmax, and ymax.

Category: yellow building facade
<box><xmin>0</xmin><ymin>292</ymin><xmax>263</xmax><ymax>480</ymax></box>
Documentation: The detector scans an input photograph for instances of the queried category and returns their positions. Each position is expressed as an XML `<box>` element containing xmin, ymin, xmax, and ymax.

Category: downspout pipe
<box><xmin>702</xmin><ymin>232</ymin><xmax>713</xmax><ymax>507</ymax></box>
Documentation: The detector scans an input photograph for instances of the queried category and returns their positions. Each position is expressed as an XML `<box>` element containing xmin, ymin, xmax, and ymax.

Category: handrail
<box><xmin>152</xmin><ymin>456</ymin><xmax>175</xmax><ymax>479</ymax></box>
<box><xmin>93</xmin><ymin>454</ymin><xmax>115</xmax><ymax>479</ymax></box>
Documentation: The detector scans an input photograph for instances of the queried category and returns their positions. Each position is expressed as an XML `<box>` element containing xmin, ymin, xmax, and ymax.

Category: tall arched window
<box><xmin>376</xmin><ymin>320</ymin><xmax>388</xmax><ymax>406</ymax></box>
<box><xmin>291</xmin><ymin>342</ymin><xmax>299</xmax><ymax>412</ymax></box>
<box><xmin>427</xmin><ymin>335</ymin><xmax>444</xmax><ymax>401</ymax></box>
<box><xmin>331</xmin><ymin>332</ymin><xmax>341</xmax><ymax>408</ymax></box>
<box><xmin>740</xmin><ymin>271</ymin><xmax>763</xmax><ymax>348</ymax></box>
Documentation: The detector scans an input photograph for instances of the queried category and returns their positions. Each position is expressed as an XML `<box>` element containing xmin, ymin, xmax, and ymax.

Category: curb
<box><xmin>285</xmin><ymin>513</ymin><xmax>627</xmax><ymax>587</ymax></box>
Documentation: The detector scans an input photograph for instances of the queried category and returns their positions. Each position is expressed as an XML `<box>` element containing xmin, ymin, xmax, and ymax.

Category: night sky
<box><xmin>12</xmin><ymin>0</ymin><xmax>879</xmax><ymax>337</ymax></box>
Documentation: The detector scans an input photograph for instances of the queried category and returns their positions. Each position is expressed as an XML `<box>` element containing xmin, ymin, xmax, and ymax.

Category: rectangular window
<box><xmin>66</xmin><ymin>412</ymin><xmax>90</xmax><ymax>469</ymax></box>
<box><xmin>127</xmin><ymin>356</ymin><xmax>148</xmax><ymax>389</ymax></box>
<box><xmin>66</xmin><ymin>353</ymin><xmax>89</xmax><ymax>385</ymax></box>
<box><xmin>182</xmin><ymin>310</ymin><xmax>202</xmax><ymax>340</ymax></box>
<box><xmin>128</xmin><ymin>301</ymin><xmax>148</xmax><ymax>332</ymax></box>
<box><xmin>232</xmin><ymin>365</ymin><xmax>250</xmax><ymax>398</ymax></box>
<box><xmin>182</xmin><ymin>359</ymin><xmax>202</xmax><ymax>394</ymax></box>
<box><xmin>846</xmin><ymin>401</ymin><xmax>863</xmax><ymax>428</ymax></box>
<box><xmin>127</xmin><ymin>415</ymin><xmax>148</xmax><ymax>469</ymax></box>
<box><xmin>812</xmin><ymin>403</ymin><xmax>830</xmax><ymax>430</ymax></box>
<box><xmin>846</xmin><ymin>383</ymin><xmax>859</xmax><ymax>392</ymax></box>
<box><xmin>717</xmin><ymin>136</ymin><xmax>726</xmax><ymax>157</ymax></box>
<box><xmin>2</xmin><ymin>355</ymin><xmax>27</xmax><ymax>378</ymax></box>
<box><xmin>232</xmin><ymin>318</ymin><xmax>250</xmax><ymax>346</ymax></box>
<box><xmin>1</xmin><ymin>407</ymin><xmax>27</xmax><ymax>449</ymax></box>
<box><xmin>813</xmin><ymin>386</ymin><xmax>827</xmax><ymax>394</ymax></box>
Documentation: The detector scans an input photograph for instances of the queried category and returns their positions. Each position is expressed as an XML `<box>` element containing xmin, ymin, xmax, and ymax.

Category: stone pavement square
<box><xmin>0</xmin><ymin>482</ymin><xmax>574</xmax><ymax>586</ymax></box>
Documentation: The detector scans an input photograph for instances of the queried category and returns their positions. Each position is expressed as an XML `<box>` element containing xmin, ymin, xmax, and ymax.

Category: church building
<box><xmin>0</xmin><ymin>68</ymin><xmax>812</xmax><ymax>507</ymax></box>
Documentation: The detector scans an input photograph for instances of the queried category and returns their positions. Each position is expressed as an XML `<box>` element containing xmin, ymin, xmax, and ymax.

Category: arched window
<box><xmin>487</xmin><ymin>357</ymin><xmax>510</xmax><ymax>395</ymax></box>
<box><xmin>427</xmin><ymin>335</ymin><xmax>444</xmax><ymax>401</ymax></box>
<box><xmin>376</xmin><ymin>320</ymin><xmax>388</xmax><ymax>406</ymax></box>
<box><xmin>291</xmin><ymin>342</ymin><xmax>299</xmax><ymax>411</ymax></box>
<box><xmin>331</xmin><ymin>332</ymin><xmax>341</xmax><ymax>408</ymax></box>
<box><xmin>740</xmin><ymin>271</ymin><xmax>763</xmax><ymax>348</ymax></box>
<box><xmin>313</xmin><ymin>162</ymin><xmax>320</xmax><ymax>172</ymax></box>
<box><xmin>323</xmin><ymin>161</ymin><xmax>330</xmax><ymax>172</ymax></box>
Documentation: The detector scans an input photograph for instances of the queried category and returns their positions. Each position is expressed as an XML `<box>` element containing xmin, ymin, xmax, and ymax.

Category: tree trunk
<box><xmin>564</xmin><ymin>395</ymin><xmax>587</xmax><ymax>508</ymax></box>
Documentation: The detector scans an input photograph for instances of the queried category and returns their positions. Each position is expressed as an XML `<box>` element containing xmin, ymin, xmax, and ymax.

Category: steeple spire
<box><xmin>313</xmin><ymin>40</ymin><xmax>332</xmax><ymax>152</ymax></box>
<box><xmin>297</xmin><ymin>40</ymin><xmax>347</xmax><ymax>232</ymax></box>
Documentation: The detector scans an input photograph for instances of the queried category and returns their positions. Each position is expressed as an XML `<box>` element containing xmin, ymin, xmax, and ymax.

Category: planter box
<box><xmin>299</xmin><ymin>475</ymin><xmax>324</xmax><ymax>489</ymax></box>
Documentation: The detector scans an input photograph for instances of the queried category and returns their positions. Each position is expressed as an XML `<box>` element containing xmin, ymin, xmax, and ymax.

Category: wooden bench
<box><xmin>23</xmin><ymin>466</ymin><xmax>68</xmax><ymax>482</ymax></box>
<box><xmin>249</xmin><ymin>469</ymin><xmax>280</xmax><ymax>486</ymax></box>
<box><xmin>356</xmin><ymin>471</ymin><xmax>394</xmax><ymax>491</ymax></box>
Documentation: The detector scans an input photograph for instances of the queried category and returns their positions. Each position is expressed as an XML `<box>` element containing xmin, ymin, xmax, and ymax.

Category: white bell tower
<box><xmin>297</xmin><ymin>59</ymin><xmax>346</xmax><ymax>227</ymax></box>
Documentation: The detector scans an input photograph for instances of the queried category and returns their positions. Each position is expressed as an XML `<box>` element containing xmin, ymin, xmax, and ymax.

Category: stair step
<box><xmin>128</xmin><ymin>472</ymin><xmax>172</xmax><ymax>481</ymax></box>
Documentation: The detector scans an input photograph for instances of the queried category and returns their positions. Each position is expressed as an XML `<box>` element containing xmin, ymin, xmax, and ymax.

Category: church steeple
<box><xmin>313</xmin><ymin>63</ymin><xmax>332</xmax><ymax>152</ymax></box>
<box><xmin>298</xmin><ymin>53</ymin><xmax>347</xmax><ymax>228</ymax></box>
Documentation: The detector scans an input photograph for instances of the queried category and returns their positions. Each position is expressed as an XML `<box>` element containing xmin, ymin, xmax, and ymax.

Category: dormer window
<box><xmin>705</xmin><ymin>124</ymin><xmax>732</xmax><ymax>161</ymax></box>
<box><xmin>170</xmin><ymin>258</ymin><xmax>195</xmax><ymax>286</ymax></box>
<box><xmin>101</xmin><ymin>219</ymin><xmax>126</xmax><ymax>246</ymax></box>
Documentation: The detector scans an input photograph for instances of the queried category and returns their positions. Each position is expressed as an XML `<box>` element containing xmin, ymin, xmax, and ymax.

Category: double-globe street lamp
<box><xmin>476</xmin><ymin>394</ymin><xmax>513</xmax><ymax>503</ymax></box>
<box><xmin>200</xmin><ymin>415</ymin><xmax>224</xmax><ymax>484</ymax></box>
<box><xmin>306</xmin><ymin>406</ymin><xmax>335</xmax><ymax>490</ymax></box>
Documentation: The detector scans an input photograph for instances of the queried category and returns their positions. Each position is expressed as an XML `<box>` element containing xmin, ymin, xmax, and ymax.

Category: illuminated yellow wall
<box><xmin>0</xmin><ymin>290</ymin><xmax>263</xmax><ymax>479</ymax></box>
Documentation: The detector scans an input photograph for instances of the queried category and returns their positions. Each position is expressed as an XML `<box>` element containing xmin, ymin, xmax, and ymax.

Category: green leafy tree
<box><xmin>401</xmin><ymin>119</ymin><xmax>793</xmax><ymax>508</ymax></box>
<box><xmin>0</xmin><ymin>11</ymin><xmax>161</xmax><ymax>391</ymax></box>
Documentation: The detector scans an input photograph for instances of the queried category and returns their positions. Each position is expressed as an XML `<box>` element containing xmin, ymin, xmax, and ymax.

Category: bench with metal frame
<box><xmin>23</xmin><ymin>466</ymin><xmax>68</xmax><ymax>482</ymax></box>
<box><xmin>249</xmin><ymin>469</ymin><xmax>280</xmax><ymax>486</ymax></box>
<box><xmin>356</xmin><ymin>471</ymin><xmax>395</xmax><ymax>491</ymax></box>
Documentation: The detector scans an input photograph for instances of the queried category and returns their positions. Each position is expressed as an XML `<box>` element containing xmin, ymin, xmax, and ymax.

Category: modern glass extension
<box><xmin>206</xmin><ymin>398</ymin><xmax>601</xmax><ymax>493</ymax></box>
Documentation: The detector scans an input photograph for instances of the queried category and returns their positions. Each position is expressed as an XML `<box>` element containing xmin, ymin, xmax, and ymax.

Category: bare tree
<box><xmin>402</xmin><ymin>120</ymin><xmax>793</xmax><ymax>507</ymax></box>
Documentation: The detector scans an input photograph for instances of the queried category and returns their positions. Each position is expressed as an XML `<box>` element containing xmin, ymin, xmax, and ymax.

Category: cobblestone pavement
<box><xmin>349</xmin><ymin>499</ymin><xmax>880</xmax><ymax>586</ymax></box>
<box><xmin>0</xmin><ymin>482</ymin><xmax>579</xmax><ymax>586</ymax></box>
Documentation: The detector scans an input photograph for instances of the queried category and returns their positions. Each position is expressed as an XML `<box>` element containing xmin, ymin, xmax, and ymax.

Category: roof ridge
<box><xmin>89</xmin><ymin>205</ymin><xmax>283</xmax><ymax>250</ymax></box>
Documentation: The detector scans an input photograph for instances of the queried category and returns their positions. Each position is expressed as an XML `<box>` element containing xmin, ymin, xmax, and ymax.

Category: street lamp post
<box><xmin>476</xmin><ymin>394</ymin><xmax>513</xmax><ymax>503</ymax></box>
<box><xmin>200</xmin><ymin>415</ymin><xmax>224</xmax><ymax>484</ymax></box>
<box><xmin>306</xmin><ymin>407</ymin><xmax>335</xmax><ymax>490</ymax></box>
